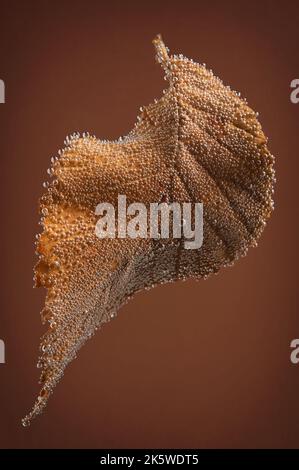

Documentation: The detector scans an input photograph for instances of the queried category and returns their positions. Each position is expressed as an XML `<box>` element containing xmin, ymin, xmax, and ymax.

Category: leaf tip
<box><xmin>152</xmin><ymin>34</ymin><xmax>170</xmax><ymax>70</ymax></box>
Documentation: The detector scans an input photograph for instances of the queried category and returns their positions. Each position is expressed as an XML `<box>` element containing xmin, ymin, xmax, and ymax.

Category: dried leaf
<box><xmin>22</xmin><ymin>35</ymin><xmax>275</xmax><ymax>426</ymax></box>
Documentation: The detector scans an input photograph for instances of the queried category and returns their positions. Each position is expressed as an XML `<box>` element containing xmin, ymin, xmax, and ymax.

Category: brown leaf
<box><xmin>22</xmin><ymin>35</ymin><xmax>275</xmax><ymax>426</ymax></box>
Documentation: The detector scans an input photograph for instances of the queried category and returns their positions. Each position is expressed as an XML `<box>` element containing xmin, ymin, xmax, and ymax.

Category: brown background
<box><xmin>0</xmin><ymin>0</ymin><xmax>298</xmax><ymax>449</ymax></box>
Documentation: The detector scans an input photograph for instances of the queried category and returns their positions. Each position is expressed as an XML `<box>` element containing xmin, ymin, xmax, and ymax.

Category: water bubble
<box><xmin>22</xmin><ymin>418</ymin><xmax>30</xmax><ymax>427</ymax></box>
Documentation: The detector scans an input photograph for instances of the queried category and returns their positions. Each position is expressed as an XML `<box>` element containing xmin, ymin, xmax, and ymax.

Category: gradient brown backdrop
<box><xmin>0</xmin><ymin>0</ymin><xmax>298</xmax><ymax>449</ymax></box>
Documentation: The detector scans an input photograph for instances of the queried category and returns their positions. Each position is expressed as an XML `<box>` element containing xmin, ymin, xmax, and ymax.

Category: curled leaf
<box><xmin>22</xmin><ymin>35</ymin><xmax>275</xmax><ymax>426</ymax></box>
